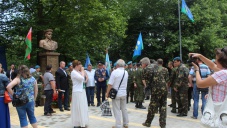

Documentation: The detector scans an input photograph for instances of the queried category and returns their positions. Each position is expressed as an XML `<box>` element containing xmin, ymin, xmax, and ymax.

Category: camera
<box><xmin>187</xmin><ymin>55</ymin><xmax>198</xmax><ymax>64</ymax></box>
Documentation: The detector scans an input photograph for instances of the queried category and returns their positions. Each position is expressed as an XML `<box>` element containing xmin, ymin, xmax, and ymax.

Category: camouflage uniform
<box><xmin>133</xmin><ymin>67</ymin><xmax>145</xmax><ymax>107</ymax></box>
<box><xmin>144</xmin><ymin>64</ymin><xmax>155</xmax><ymax>98</ymax></box>
<box><xmin>65</xmin><ymin>68</ymin><xmax>72</xmax><ymax>106</ymax></box>
<box><xmin>143</xmin><ymin>65</ymin><xmax>169</xmax><ymax>128</ymax></box>
<box><xmin>169</xmin><ymin>67</ymin><xmax>178</xmax><ymax>112</ymax></box>
<box><xmin>126</xmin><ymin>68</ymin><xmax>134</xmax><ymax>103</ymax></box>
<box><xmin>175</xmin><ymin>64</ymin><xmax>189</xmax><ymax>116</ymax></box>
<box><xmin>32</xmin><ymin>71</ymin><xmax>43</xmax><ymax>106</ymax></box>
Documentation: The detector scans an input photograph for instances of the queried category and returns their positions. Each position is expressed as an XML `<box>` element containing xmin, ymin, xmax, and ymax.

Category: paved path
<box><xmin>10</xmin><ymin>98</ymin><xmax>206</xmax><ymax>128</ymax></box>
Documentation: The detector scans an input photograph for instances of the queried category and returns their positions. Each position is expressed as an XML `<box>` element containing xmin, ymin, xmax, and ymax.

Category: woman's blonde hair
<box><xmin>18</xmin><ymin>65</ymin><xmax>31</xmax><ymax>78</ymax></box>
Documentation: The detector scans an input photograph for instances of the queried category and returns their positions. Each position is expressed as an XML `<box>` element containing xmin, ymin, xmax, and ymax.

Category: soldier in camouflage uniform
<box><xmin>141</xmin><ymin>58</ymin><xmax>169</xmax><ymax>128</ymax></box>
<box><xmin>173</xmin><ymin>57</ymin><xmax>189</xmax><ymax>117</ymax></box>
<box><xmin>133</xmin><ymin>63</ymin><xmax>146</xmax><ymax>109</ymax></box>
<box><xmin>65</xmin><ymin>62</ymin><xmax>73</xmax><ymax>107</ymax></box>
<box><xmin>126</xmin><ymin>61</ymin><xmax>134</xmax><ymax>103</ymax></box>
<box><xmin>32</xmin><ymin>65</ymin><xmax>43</xmax><ymax>107</ymax></box>
<box><xmin>168</xmin><ymin>64</ymin><xmax>178</xmax><ymax>113</ymax></box>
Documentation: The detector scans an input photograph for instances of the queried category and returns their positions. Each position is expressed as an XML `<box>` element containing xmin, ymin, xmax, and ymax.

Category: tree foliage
<box><xmin>1</xmin><ymin>0</ymin><xmax>227</xmax><ymax>67</ymax></box>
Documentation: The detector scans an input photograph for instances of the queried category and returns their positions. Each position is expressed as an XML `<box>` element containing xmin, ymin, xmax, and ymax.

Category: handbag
<box><xmin>12</xmin><ymin>78</ymin><xmax>29</xmax><ymax>107</ymax></box>
<box><xmin>4</xmin><ymin>91</ymin><xmax>12</xmax><ymax>103</ymax></box>
<box><xmin>201</xmin><ymin>87</ymin><xmax>227</xmax><ymax>128</ymax></box>
<box><xmin>109</xmin><ymin>70</ymin><xmax>125</xmax><ymax>99</ymax></box>
<box><xmin>100</xmin><ymin>99</ymin><xmax>112</xmax><ymax>116</ymax></box>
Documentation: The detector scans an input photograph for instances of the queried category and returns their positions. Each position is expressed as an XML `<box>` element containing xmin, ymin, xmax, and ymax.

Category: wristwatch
<box><xmin>194</xmin><ymin>69</ymin><xmax>199</xmax><ymax>72</ymax></box>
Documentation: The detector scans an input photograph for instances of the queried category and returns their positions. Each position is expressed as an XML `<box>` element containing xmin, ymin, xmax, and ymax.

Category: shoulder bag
<box><xmin>109</xmin><ymin>70</ymin><xmax>125</xmax><ymax>99</ymax></box>
<box><xmin>12</xmin><ymin>78</ymin><xmax>29</xmax><ymax>107</ymax></box>
<box><xmin>201</xmin><ymin>87</ymin><xmax>227</xmax><ymax>128</ymax></box>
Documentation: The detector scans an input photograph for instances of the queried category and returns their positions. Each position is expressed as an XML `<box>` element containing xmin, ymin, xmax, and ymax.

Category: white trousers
<box><xmin>112</xmin><ymin>96</ymin><xmax>129</xmax><ymax>128</ymax></box>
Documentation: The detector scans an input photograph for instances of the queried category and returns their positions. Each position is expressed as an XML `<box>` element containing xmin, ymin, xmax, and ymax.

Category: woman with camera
<box><xmin>189</xmin><ymin>47</ymin><xmax>227</xmax><ymax>127</ymax></box>
<box><xmin>6</xmin><ymin>65</ymin><xmax>38</xmax><ymax>128</ymax></box>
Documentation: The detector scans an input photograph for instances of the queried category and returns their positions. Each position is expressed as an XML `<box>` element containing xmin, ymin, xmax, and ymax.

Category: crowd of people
<box><xmin>1</xmin><ymin>47</ymin><xmax>227</xmax><ymax>128</ymax></box>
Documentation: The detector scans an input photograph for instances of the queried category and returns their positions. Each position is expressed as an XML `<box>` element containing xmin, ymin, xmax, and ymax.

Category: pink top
<box><xmin>211</xmin><ymin>70</ymin><xmax>227</xmax><ymax>102</ymax></box>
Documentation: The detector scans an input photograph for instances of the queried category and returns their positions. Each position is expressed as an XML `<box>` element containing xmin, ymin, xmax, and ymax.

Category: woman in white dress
<box><xmin>71</xmin><ymin>60</ymin><xmax>89</xmax><ymax>128</ymax></box>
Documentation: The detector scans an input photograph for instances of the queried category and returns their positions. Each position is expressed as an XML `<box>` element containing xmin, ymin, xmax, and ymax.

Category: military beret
<box><xmin>114</xmin><ymin>62</ymin><xmax>117</xmax><ymax>67</ymax></box>
<box><xmin>68</xmin><ymin>62</ymin><xmax>72</xmax><ymax>67</ymax></box>
<box><xmin>173</xmin><ymin>57</ymin><xmax>181</xmax><ymax>61</ymax></box>
<box><xmin>211</xmin><ymin>59</ymin><xmax>215</xmax><ymax>63</ymax></box>
<box><xmin>133</xmin><ymin>62</ymin><xmax>137</xmax><ymax>66</ymax></box>
<box><xmin>34</xmin><ymin>65</ymin><xmax>40</xmax><ymax>69</ymax></box>
<box><xmin>97</xmin><ymin>61</ymin><xmax>104</xmax><ymax>65</ymax></box>
<box><xmin>127</xmin><ymin>61</ymin><xmax>132</xmax><ymax>65</ymax></box>
<box><xmin>88</xmin><ymin>63</ymin><xmax>92</xmax><ymax>66</ymax></box>
<box><xmin>109</xmin><ymin>61</ymin><xmax>112</xmax><ymax>64</ymax></box>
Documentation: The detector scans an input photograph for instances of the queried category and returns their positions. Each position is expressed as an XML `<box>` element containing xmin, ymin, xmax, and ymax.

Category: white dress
<box><xmin>71</xmin><ymin>70</ymin><xmax>89</xmax><ymax>127</ymax></box>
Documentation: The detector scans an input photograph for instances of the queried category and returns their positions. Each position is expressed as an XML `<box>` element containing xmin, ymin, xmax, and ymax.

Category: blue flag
<box><xmin>132</xmin><ymin>33</ymin><xmax>144</xmax><ymax>61</ymax></box>
<box><xmin>105</xmin><ymin>52</ymin><xmax>111</xmax><ymax>76</ymax></box>
<box><xmin>84</xmin><ymin>53</ymin><xmax>91</xmax><ymax>69</ymax></box>
<box><xmin>181</xmin><ymin>0</ymin><xmax>194</xmax><ymax>22</ymax></box>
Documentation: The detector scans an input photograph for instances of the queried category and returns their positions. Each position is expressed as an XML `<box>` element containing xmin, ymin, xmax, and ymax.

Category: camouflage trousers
<box><xmin>176</xmin><ymin>89</ymin><xmax>188</xmax><ymax>114</ymax></box>
<box><xmin>134</xmin><ymin>85</ymin><xmax>145</xmax><ymax>102</ymax></box>
<box><xmin>36</xmin><ymin>84</ymin><xmax>43</xmax><ymax>105</ymax></box>
<box><xmin>171</xmin><ymin>87</ymin><xmax>177</xmax><ymax>110</ymax></box>
<box><xmin>145</xmin><ymin>87</ymin><xmax>167</xmax><ymax>128</ymax></box>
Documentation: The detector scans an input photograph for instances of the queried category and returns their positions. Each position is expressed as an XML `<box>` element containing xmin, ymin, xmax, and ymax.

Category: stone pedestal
<box><xmin>39</xmin><ymin>52</ymin><xmax>60</xmax><ymax>75</ymax></box>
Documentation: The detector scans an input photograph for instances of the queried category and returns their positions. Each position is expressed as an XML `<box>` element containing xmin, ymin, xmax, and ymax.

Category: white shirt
<box><xmin>108</xmin><ymin>67</ymin><xmax>128</xmax><ymax>97</ymax></box>
<box><xmin>71</xmin><ymin>69</ymin><xmax>84</xmax><ymax>92</ymax></box>
<box><xmin>85</xmin><ymin>69</ymin><xmax>95</xmax><ymax>87</ymax></box>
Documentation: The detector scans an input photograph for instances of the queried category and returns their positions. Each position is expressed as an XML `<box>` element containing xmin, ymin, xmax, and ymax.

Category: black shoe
<box><xmin>65</xmin><ymin>108</ymin><xmax>70</xmax><ymax>111</ymax></box>
<box><xmin>168</xmin><ymin>104</ymin><xmax>172</xmax><ymax>107</ymax></box>
<box><xmin>59</xmin><ymin>108</ymin><xmax>64</xmax><ymax>112</ymax></box>
<box><xmin>177</xmin><ymin>113</ymin><xmax>187</xmax><ymax>117</ymax></box>
<box><xmin>97</xmin><ymin>103</ymin><xmax>100</xmax><ymax>107</ymax></box>
<box><xmin>88</xmin><ymin>104</ymin><xmax>90</xmax><ymax>107</ymax></box>
<box><xmin>91</xmin><ymin>104</ymin><xmax>95</xmax><ymax>106</ymax></box>
<box><xmin>50</xmin><ymin>111</ymin><xmax>56</xmax><ymax>113</ymax></box>
<box><xmin>171</xmin><ymin>110</ymin><xmax>177</xmax><ymax>113</ymax></box>
<box><xmin>142</xmin><ymin>122</ymin><xmax>151</xmax><ymax>127</ymax></box>
<box><xmin>139</xmin><ymin>105</ymin><xmax>146</xmax><ymax>109</ymax></box>
<box><xmin>44</xmin><ymin>113</ymin><xmax>52</xmax><ymax>116</ymax></box>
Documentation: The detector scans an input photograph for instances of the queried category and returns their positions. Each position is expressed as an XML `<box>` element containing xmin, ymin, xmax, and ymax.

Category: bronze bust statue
<box><xmin>39</xmin><ymin>29</ymin><xmax>58</xmax><ymax>52</ymax></box>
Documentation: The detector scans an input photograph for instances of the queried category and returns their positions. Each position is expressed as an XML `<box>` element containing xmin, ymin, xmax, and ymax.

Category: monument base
<box><xmin>39</xmin><ymin>52</ymin><xmax>60</xmax><ymax>74</ymax></box>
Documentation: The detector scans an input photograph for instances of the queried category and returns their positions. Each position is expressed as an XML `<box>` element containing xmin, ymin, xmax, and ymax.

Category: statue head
<box><xmin>44</xmin><ymin>29</ymin><xmax>53</xmax><ymax>40</ymax></box>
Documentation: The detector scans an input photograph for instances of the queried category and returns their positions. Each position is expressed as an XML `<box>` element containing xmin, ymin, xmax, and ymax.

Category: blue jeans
<box><xmin>86</xmin><ymin>87</ymin><xmax>95</xmax><ymax>105</ymax></box>
<box><xmin>16</xmin><ymin>101</ymin><xmax>37</xmax><ymax>127</ymax></box>
<box><xmin>193</xmin><ymin>82</ymin><xmax>208</xmax><ymax>117</ymax></box>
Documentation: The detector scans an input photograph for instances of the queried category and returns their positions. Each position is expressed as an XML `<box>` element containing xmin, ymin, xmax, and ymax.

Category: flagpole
<box><xmin>178</xmin><ymin>0</ymin><xmax>182</xmax><ymax>61</ymax></box>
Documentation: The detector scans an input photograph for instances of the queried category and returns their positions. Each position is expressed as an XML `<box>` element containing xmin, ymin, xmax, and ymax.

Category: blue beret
<box><xmin>211</xmin><ymin>59</ymin><xmax>215</xmax><ymax>63</ymax></box>
<box><xmin>114</xmin><ymin>62</ymin><xmax>117</xmax><ymax>67</ymax></box>
<box><xmin>127</xmin><ymin>61</ymin><xmax>132</xmax><ymax>65</ymax></box>
<box><xmin>133</xmin><ymin>62</ymin><xmax>137</xmax><ymax>66</ymax></box>
<box><xmin>68</xmin><ymin>62</ymin><xmax>72</xmax><ymax>67</ymax></box>
<box><xmin>173</xmin><ymin>57</ymin><xmax>181</xmax><ymax>61</ymax></box>
<box><xmin>109</xmin><ymin>61</ymin><xmax>112</xmax><ymax>64</ymax></box>
<box><xmin>34</xmin><ymin>65</ymin><xmax>40</xmax><ymax>69</ymax></box>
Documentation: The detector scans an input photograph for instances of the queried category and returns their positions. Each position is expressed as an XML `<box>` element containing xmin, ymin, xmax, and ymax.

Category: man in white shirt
<box><xmin>85</xmin><ymin>64</ymin><xmax>96</xmax><ymax>106</ymax></box>
<box><xmin>106</xmin><ymin>59</ymin><xmax>129</xmax><ymax>128</ymax></box>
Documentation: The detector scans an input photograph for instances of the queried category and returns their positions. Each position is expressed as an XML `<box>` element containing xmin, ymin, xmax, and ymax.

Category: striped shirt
<box><xmin>211</xmin><ymin>70</ymin><xmax>227</xmax><ymax>102</ymax></box>
<box><xmin>190</xmin><ymin>64</ymin><xmax>211</xmax><ymax>81</ymax></box>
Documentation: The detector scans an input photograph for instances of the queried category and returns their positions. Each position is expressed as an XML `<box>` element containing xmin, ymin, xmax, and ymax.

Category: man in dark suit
<box><xmin>55</xmin><ymin>61</ymin><xmax>70</xmax><ymax>111</ymax></box>
<box><xmin>94</xmin><ymin>61</ymin><xmax>109</xmax><ymax>107</ymax></box>
<box><xmin>6</xmin><ymin>64</ymin><xmax>17</xmax><ymax>81</ymax></box>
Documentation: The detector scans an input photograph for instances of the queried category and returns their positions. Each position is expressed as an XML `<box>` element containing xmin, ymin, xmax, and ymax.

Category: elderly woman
<box><xmin>0</xmin><ymin>66</ymin><xmax>10</xmax><ymax>128</ymax></box>
<box><xmin>7</xmin><ymin>65</ymin><xmax>38</xmax><ymax>128</ymax></box>
<box><xmin>189</xmin><ymin>47</ymin><xmax>227</xmax><ymax>126</ymax></box>
<box><xmin>71</xmin><ymin>60</ymin><xmax>89</xmax><ymax>128</ymax></box>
